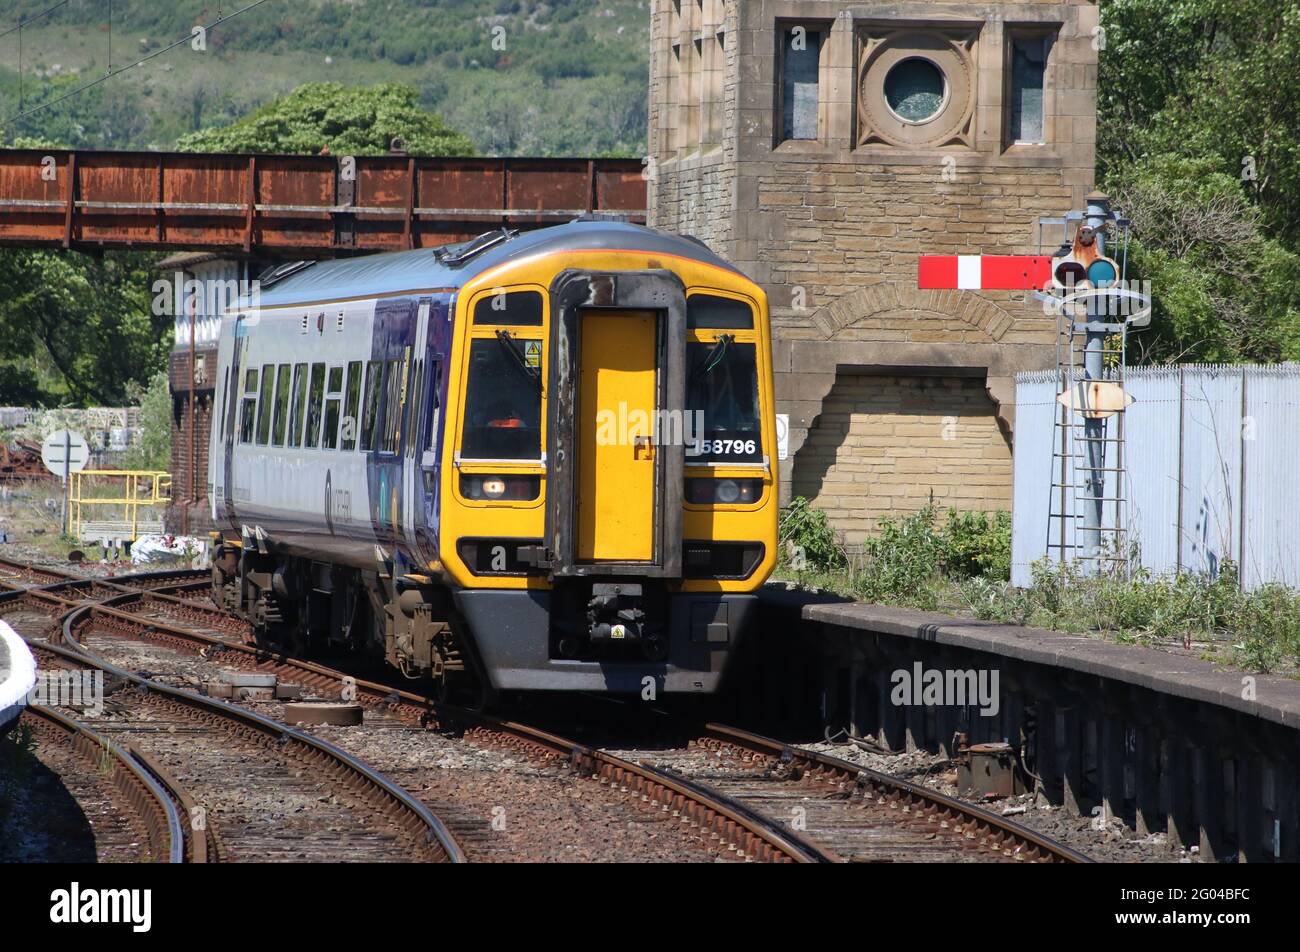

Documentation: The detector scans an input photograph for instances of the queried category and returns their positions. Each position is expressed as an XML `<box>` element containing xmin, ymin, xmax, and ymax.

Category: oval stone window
<box><xmin>883</xmin><ymin>58</ymin><xmax>946</xmax><ymax>123</ymax></box>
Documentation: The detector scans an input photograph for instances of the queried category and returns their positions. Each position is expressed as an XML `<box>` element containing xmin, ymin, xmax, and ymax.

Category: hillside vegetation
<box><xmin>0</xmin><ymin>0</ymin><xmax>649</xmax><ymax>156</ymax></box>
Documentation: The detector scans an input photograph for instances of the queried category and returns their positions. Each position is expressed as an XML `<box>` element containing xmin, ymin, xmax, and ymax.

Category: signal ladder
<box><xmin>1047</xmin><ymin>314</ymin><xmax>1132</xmax><ymax>575</ymax></box>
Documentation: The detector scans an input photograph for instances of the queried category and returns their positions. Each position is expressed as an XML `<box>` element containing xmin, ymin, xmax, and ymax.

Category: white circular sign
<box><xmin>41</xmin><ymin>430</ymin><xmax>90</xmax><ymax>478</ymax></box>
<box><xmin>776</xmin><ymin>414</ymin><xmax>790</xmax><ymax>461</ymax></box>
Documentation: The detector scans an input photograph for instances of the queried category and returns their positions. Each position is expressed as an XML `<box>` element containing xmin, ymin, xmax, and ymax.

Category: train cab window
<box><xmin>322</xmin><ymin>366</ymin><xmax>344</xmax><ymax>450</ymax></box>
<box><xmin>287</xmin><ymin>363</ymin><xmax>307</xmax><ymax>448</ymax></box>
<box><xmin>461</xmin><ymin>338</ymin><xmax>542</xmax><ymax>460</ymax></box>
<box><xmin>303</xmin><ymin>363</ymin><xmax>327</xmax><ymax>448</ymax></box>
<box><xmin>271</xmin><ymin>364</ymin><xmax>292</xmax><ymax>446</ymax></box>
<box><xmin>255</xmin><ymin>363</ymin><xmax>275</xmax><ymax>445</ymax></box>
<box><xmin>379</xmin><ymin>359</ymin><xmax>402</xmax><ymax>454</ymax></box>
<box><xmin>687</xmin><ymin>295</ymin><xmax>754</xmax><ymax>329</ymax></box>
<box><xmin>360</xmin><ymin>360</ymin><xmax>382</xmax><ymax>451</ymax></box>
<box><xmin>341</xmin><ymin>361</ymin><xmax>362</xmax><ymax>451</ymax></box>
<box><xmin>473</xmin><ymin>290</ymin><xmax>543</xmax><ymax>326</ymax></box>
<box><xmin>239</xmin><ymin>368</ymin><xmax>258</xmax><ymax>444</ymax></box>
<box><xmin>686</xmin><ymin>338</ymin><xmax>762</xmax><ymax>463</ymax></box>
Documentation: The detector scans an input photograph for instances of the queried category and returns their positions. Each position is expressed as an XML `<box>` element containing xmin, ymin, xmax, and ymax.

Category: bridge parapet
<box><xmin>0</xmin><ymin>150</ymin><xmax>646</xmax><ymax>255</ymax></box>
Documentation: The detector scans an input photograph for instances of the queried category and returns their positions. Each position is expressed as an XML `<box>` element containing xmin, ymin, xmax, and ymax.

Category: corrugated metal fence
<box><xmin>1012</xmin><ymin>363</ymin><xmax>1300</xmax><ymax>590</ymax></box>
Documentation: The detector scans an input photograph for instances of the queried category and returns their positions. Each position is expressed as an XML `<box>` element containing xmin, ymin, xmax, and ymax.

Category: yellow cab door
<box><xmin>577</xmin><ymin>309</ymin><xmax>657</xmax><ymax>562</ymax></box>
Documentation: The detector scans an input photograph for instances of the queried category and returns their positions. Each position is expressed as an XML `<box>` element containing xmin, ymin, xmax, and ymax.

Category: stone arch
<box><xmin>809</xmin><ymin>284</ymin><xmax>1015</xmax><ymax>342</ymax></box>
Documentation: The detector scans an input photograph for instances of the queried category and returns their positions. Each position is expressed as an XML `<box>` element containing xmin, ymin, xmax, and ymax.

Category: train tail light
<box><xmin>685</xmin><ymin>478</ymin><xmax>763</xmax><ymax>505</ymax></box>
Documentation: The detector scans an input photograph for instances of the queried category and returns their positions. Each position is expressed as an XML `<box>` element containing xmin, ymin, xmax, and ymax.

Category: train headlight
<box><xmin>685</xmin><ymin>478</ymin><xmax>762</xmax><ymax>505</ymax></box>
<box><xmin>460</xmin><ymin>474</ymin><xmax>541</xmax><ymax>501</ymax></box>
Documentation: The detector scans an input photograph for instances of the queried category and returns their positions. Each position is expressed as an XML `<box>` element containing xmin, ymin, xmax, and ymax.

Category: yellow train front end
<box><xmin>437</xmin><ymin>226</ymin><xmax>777</xmax><ymax>694</ymax></box>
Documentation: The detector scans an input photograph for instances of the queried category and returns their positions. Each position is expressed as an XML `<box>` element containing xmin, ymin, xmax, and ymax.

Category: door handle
<box><xmin>633</xmin><ymin>436</ymin><xmax>655</xmax><ymax>460</ymax></box>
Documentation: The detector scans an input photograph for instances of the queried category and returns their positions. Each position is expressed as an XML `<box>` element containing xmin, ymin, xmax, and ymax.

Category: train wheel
<box><xmin>442</xmin><ymin>616</ymin><xmax>496</xmax><ymax>712</ymax></box>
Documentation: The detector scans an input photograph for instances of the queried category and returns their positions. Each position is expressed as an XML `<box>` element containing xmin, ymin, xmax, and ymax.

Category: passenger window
<box><xmin>287</xmin><ymin>363</ymin><xmax>307</xmax><ymax>448</ymax></box>
<box><xmin>271</xmin><ymin>364</ymin><xmax>292</xmax><ymax>446</ymax></box>
<box><xmin>303</xmin><ymin>363</ymin><xmax>326</xmax><ymax>448</ymax></box>
<box><xmin>239</xmin><ymin>367</ymin><xmax>258</xmax><ymax>444</ymax></box>
<box><xmin>360</xmin><ymin>360</ymin><xmax>382</xmax><ymax>451</ymax></box>
<box><xmin>219</xmin><ymin>367</ymin><xmax>230</xmax><ymax>441</ymax></box>
<box><xmin>322</xmin><ymin>366</ymin><xmax>343</xmax><ymax>450</ymax></box>
<box><xmin>341</xmin><ymin>361</ymin><xmax>362</xmax><ymax>451</ymax></box>
<box><xmin>255</xmin><ymin>363</ymin><xmax>275</xmax><ymax>445</ymax></box>
<box><xmin>473</xmin><ymin>290</ymin><xmax>543</xmax><ymax>326</ymax></box>
<box><xmin>379</xmin><ymin>359</ymin><xmax>401</xmax><ymax>454</ymax></box>
<box><xmin>427</xmin><ymin>359</ymin><xmax>442</xmax><ymax>453</ymax></box>
<box><xmin>405</xmin><ymin>359</ymin><xmax>424</xmax><ymax>454</ymax></box>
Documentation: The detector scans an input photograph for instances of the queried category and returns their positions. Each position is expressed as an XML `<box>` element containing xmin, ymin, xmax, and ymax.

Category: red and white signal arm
<box><xmin>918</xmin><ymin>255</ymin><xmax>1053</xmax><ymax>291</ymax></box>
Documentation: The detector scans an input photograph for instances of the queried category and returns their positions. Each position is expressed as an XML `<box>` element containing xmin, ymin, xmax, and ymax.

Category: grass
<box><xmin>776</xmin><ymin>499</ymin><xmax>1300</xmax><ymax>676</ymax></box>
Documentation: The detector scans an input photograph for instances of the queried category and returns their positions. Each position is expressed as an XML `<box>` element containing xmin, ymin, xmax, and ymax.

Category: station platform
<box><xmin>0</xmin><ymin>620</ymin><xmax>36</xmax><ymax>735</ymax></box>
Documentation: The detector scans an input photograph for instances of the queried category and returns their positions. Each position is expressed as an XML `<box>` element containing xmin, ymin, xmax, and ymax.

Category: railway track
<box><xmin>24</xmin><ymin>639</ymin><xmax>462</xmax><ymax>863</ymax></box>
<box><xmin>6</xmin><ymin>704</ymin><xmax>184</xmax><ymax>863</ymax></box>
<box><xmin>610</xmin><ymin>724</ymin><xmax>1092</xmax><ymax>863</ymax></box>
<box><xmin>35</xmin><ymin>582</ymin><xmax>825</xmax><ymax>862</ymax></box>
<box><xmin>2</xmin><ymin>567</ymin><xmax>464</xmax><ymax>864</ymax></box>
<box><xmin>0</xmin><ymin>555</ymin><xmax>1089</xmax><ymax>863</ymax></box>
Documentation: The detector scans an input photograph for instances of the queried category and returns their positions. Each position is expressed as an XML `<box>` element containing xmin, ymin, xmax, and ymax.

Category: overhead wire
<box><xmin>3</xmin><ymin>0</ymin><xmax>274</xmax><ymax>126</ymax></box>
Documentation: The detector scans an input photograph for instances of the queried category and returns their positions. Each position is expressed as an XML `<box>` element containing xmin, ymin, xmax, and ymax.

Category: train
<box><xmin>208</xmin><ymin>220</ymin><xmax>778</xmax><ymax>701</ymax></box>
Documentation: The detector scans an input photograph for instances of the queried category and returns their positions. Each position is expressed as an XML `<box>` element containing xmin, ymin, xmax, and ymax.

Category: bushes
<box><xmin>940</xmin><ymin>510</ymin><xmax>1012</xmax><ymax>580</ymax></box>
<box><xmin>778</xmin><ymin>496</ymin><xmax>845</xmax><ymax>571</ymax></box>
<box><xmin>778</xmin><ymin>500</ymin><xmax>1011</xmax><ymax>604</ymax></box>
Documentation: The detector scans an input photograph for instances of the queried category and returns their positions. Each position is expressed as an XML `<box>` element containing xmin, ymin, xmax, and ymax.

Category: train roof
<box><xmin>246</xmin><ymin>220</ymin><xmax>744</xmax><ymax>309</ymax></box>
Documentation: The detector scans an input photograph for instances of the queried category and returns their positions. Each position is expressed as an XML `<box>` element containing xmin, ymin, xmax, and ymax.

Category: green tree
<box><xmin>0</xmin><ymin>248</ymin><xmax>169</xmax><ymax>406</ymax></box>
<box><xmin>1112</xmin><ymin>156</ymin><xmax>1300</xmax><ymax>362</ymax></box>
<box><xmin>176</xmin><ymin>82</ymin><xmax>475</xmax><ymax>156</ymax></box>
<box><xmin>123</xmin><ymin>371</ymin><xmax>172</xmax><ymax>471</ymax></box>
<box><xmin>1098</xmin><ymin>0</ymin><xmax>1300</xmax><ymax>360</ymax></box>
<box><xmin>0</xmin><ymin>132</ymin><xmax>169</xmax><ymax>407</ymax></box>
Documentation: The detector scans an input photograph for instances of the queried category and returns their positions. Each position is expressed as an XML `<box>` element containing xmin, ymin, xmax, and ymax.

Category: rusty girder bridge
<box><xmin>0</xmin><ymin>149</ymin><xmax>646</xmax><ymax>255</ymax></box>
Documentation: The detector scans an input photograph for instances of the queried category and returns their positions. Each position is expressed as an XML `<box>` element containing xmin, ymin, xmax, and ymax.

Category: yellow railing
<box><xmin>67</xmin><ymin>470</ymin><xmax>172</xmax><ymax>542</ymax></box>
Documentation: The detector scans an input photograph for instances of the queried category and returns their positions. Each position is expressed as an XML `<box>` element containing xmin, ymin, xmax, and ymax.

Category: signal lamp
<box><xmin>1053</xmin><ymin>259</ymin><xmax>1087</xmax><ymax>289</ymax></box>
<box><xmin>1087</xmin><ymin>258</ymin><xmax>1118</xmax><ymax>288</ymax></box>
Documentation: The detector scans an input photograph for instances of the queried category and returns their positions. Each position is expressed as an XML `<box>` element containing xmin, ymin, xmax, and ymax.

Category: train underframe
<box><xmin>211</xmin><ymin>541</ymin><xmax>755</xmax><ymax>702</ymax></box>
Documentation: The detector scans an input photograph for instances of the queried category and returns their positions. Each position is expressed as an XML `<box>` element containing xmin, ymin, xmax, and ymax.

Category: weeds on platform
<box><xmin>777</xmin><ymin>499</ymin><xmax>1300</xmax><ymax>674</ymax></box>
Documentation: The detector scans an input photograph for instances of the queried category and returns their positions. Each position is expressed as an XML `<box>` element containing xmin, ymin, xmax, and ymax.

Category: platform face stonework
<box><xmin>648</xmin><ymin>0</ymin><xmax>1098</xmax><ymax>536</ymax></box>
<box><xmin>0</xmin><ymin>620</ymin><xmax>36</xmax><ymax>733</ymax></box>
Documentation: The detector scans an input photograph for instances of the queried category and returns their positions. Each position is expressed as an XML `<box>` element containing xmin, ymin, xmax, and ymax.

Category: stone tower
<box><xmin>648</xmin><ymin>0</ymin><xmax>1099</xmax><ymax>542</ymax></box>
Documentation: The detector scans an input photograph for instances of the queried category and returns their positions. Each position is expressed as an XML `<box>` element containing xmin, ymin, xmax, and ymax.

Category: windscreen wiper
<box><xmin>495</xmin><ymin>329</ymin><xmax>541</xmax><ymax>383</ymax></box>
<box><xmin>690</xmin><ymin>334</ymin><xmax>732</xmax><ymax>384</ymax></box>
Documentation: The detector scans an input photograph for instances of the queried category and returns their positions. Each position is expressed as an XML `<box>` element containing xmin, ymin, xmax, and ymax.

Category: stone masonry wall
<box><xmin>792</xmin><ymin>373</ymin><xmax>1013</xmax><ymax>544</ymax></box>
<box><xmin>648</xmin><ymin>0</ymin><xmax>1099</xmax><ymax>535</ymax></box>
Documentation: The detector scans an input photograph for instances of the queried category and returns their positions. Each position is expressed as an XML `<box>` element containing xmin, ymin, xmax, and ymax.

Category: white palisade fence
<box><xmin>1012</xmin><ymin>363</ymin><xmax>1300</xmax><ymax>590</ymax></box>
